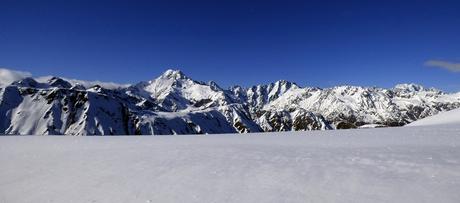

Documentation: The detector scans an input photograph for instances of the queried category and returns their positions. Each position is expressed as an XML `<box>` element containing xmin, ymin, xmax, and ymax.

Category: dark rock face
<box><xmin>336</xmin><ymin>122</ymin><xmax>357</xmax><ymax>129</ymax></box>
<box><xmin>260</xmin><ymin>110</ymin><xmax>293</xmax><ymax>132</ymax></box>
<box><xmin>0</xmin><ymin>71</ymin><xmax>459</xmax><ymax>135</ymax></box>
<box><xmin>292</xmin><ymin>111</ymin><xmax>330</xmax><ymax>131</ymax></box>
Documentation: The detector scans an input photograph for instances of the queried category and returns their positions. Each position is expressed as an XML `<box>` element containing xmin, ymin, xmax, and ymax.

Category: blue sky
<box><xmin>0</xmin><ymin>0</ymin><xmax>459</xmax><ymax>91</ymax></box>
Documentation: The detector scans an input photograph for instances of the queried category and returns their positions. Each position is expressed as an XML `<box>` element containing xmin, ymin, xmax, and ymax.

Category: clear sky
<box><xmin>0</xmin><ymin>0</ymin><xmax>459</xmax><ymax>91</ymax></box>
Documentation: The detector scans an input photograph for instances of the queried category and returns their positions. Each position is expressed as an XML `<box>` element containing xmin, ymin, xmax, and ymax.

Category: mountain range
<box><xmin>1</xmin><ymin>69</ymin><xmax>459</xmax><ymax>135</ymax></box>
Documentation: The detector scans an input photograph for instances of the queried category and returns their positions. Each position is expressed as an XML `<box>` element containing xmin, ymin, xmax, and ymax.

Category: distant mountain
<box><xmin>1</xmin><ymin>69</ymin><xmax>459</xmax><ymax>135</ymax></box>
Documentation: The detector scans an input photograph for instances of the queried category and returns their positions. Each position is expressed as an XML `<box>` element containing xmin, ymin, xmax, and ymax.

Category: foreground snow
<box><xmin>1</xmin><ymin>126</ymin><xmax>460</xmax><ymax>202</ymax></box>
<box><xmin>407</xmin><ymin>107</ymin><xmax>460</xmax><ymax>127</ymax></box>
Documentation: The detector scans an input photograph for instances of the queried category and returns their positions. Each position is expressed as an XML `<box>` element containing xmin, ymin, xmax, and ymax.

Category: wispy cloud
<box><xmin>35</xmin><ymin>76</ymin><xmax>130</xmax><ymax>89</ymax></box>
<box><xmin>0</xmin><ymin>68</ymin><xmax>32</xmax><ymax>86</ymax></box>
<box><xmin>0</xmin><ymin>68</ymin><xmax>129</xmax><ymax>89</ymax></box>
<box><xmin>424</xmin><ymin>60</ymin><xmax>460</xmax><ymax>72</ymax></box>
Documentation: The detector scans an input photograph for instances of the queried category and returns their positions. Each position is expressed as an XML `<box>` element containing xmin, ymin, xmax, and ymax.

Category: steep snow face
<box><xmin>394</xmin><ymin>83</ymin><xmax>425</xmax><ymax>92</ymax></box>
<box><xmin>0</xmin><ymin>69</ymin><xmax>459</xmax><ymax>135</ymax></box>
<box><xmin>0</xmin><ymin>81</ymin><xmax>130</xmax><ymax>135</ymax></box>
<box><xmin>130</xmin><ymin>104</ymin><xmax>261</xmax><ymax>135</ymax></box>
<box><xmin>256</xmin><ymin>108</ymin><xmax>331</xmax><ymax>132</ymax></box>
<box><xmin>0</xmin><ymin>74</ymin><xmax>260</xmax><ymax>135</ymax></box>
<box><xmin>263</xmin><ymin>85</ymin><xmax>460</xmax><ymax>127</ymax></box>
<box><xmin>407</xmin><ymin>107</ymin><xmax>460</xmax><ymax>126</ymax></box>
<box><xmin>131</xmin><ymin>69</ymin><xmax>234</xmax><ymax>112</ymax></box>
<box><xmin>233</xmin><ymin>80</ymin><xmax>300</xmax><ymax>108</ymax></box>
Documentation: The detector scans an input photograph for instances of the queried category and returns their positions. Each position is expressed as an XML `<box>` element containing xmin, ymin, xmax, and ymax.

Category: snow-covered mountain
<box><xmin>407</xmin><ymin>107</ymin><xmax>460</xmax><ymax>126</ymax></box>
<box><xmin>0</xmin><ymin>69</ymin><xmax>459</xmax><ymax>135</ymax></box>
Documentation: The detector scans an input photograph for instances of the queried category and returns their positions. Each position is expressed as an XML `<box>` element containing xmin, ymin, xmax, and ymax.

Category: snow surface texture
<box><xmin>1</xmin><ymin>68</ymin><xmax>460</xmax><ymax>135</ymax></box>
<box><xmin>1</xmin><ymin>125</ymin><xmax>460</xmax><ymax>202</ymax></box>
<box><xmin>408</xmin><ymin>107</ymin><xmax>460</xmax><ymax>126</ymax></box>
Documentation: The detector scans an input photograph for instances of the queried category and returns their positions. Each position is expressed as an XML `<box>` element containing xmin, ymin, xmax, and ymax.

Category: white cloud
<box><xmin>0</xmin><ymin>68</ymin><xmax>32</xmax><ymax>86</ymax></box>
<box><xmin>425</xmin><ymin>60</ymin><xmax>460</xmax><ymax>72</ymax></box>
<box><xmin>0</xmin><ymin>68</ymin><xmax>130</xmax><ymax>89</ymax></box>
<box><xmin>35</xmin><ymin>76</ymin><xmax>130</xmax><ymax>90</ymax></box>
<box><xmin>63</xmin><ymin>78</ymin><xmax>130</xmax><ymax>89</ymax></box>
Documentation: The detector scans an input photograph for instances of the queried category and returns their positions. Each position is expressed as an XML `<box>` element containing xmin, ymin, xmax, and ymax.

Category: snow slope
<box><xmin>1</xmin><ymin>125</ymin><xmax>460</xmax><ymax>203</ymax></box>
<box><xmin>407</xmin><ymin>108</ymin><xmax>460</xmax><ymax>126</ymax></box>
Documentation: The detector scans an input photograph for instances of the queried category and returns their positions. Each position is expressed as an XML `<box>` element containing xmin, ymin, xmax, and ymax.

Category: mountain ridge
<box><xmin>0</xmin><ymin>69</ymin><xmax>459</xmax><ymax>135</ymax></box>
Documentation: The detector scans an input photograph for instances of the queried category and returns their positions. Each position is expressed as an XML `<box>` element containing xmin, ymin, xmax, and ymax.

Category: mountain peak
<box><xmin>394</xmin><ymin>83</ymin><xmax>424</xmax><ymax>92</ymax></box>
<box><xmin>207</xmin><ymin>81</ymin><xmax>222</xmax><ymax>91</ymax></box>
<box><xmin>12</xmin><ymin>77</ymin><xmax>40</xmax><ymax>88</ymax></box>
<box><xmin>47</xmin><ymin>77</ymin><xmax>72</xmax><ymax>89</ymax></box>
<box><xmin>160</xmin><ymin>69</ymin><xmax>187</xmax><ymax>80</ymax></box>
<box><xmin>274</xmin><ymin>80</ymin><xmax>299</xmax><ymax>88</ymax></box>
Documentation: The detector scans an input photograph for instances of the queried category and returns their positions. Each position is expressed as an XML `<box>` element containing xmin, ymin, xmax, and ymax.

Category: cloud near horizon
<box><xmin>424</xmin><ymin>60</ymin><xmax>460</xmax><ymax>72</ymax></box>
<box><xmin>0</xmin><ymin>67</ymin><xmax>129</xmax><ymax>89</ymax></box>
<box><xmin>0</xmin><ymin>68</ymin><xmax>32</xmax><ymax>86</ymax></box>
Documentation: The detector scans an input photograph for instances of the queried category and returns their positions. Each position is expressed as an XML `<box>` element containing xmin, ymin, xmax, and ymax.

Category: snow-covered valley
<box><xmin>1</xmin><ymin>124</ymin><xmax>460</xmax><ymax>202</ymax></box>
